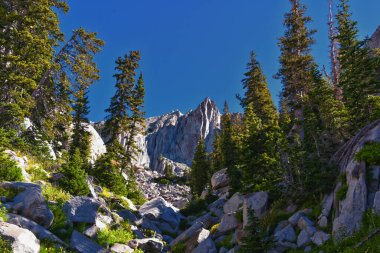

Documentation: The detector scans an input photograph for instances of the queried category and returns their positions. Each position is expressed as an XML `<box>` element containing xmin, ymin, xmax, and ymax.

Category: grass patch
<box><xmin>29</xmin><ymin>166</ymin><xmax>49</xmax><ymax>182</ymax></box>
<box><xmin>172</xmin><ymin>242</ymin><xmax>186</xmax><ymax>253</ymax></box>
<box><xmin>210</xmin><ymin>223</ymin><xmax>220</xmax><ymax>235</ymax></box>
<box><xmin>0</xmin><ymin>237</ymin><xmax>12</xmax><ymax>253</ymax></box>
<box><xmin>0</xmin><ymin>187</ymin><xmax>21</xmax><ymax>201</ymax></box>
<box><xmin>0</xmin><ymin>205</ymin><xmax>8</xmax><ymax>221</ymax></box>
<box><xmin>97</xmin><ymin>222</ymin><xmax>134</xmax><ymax>246</ymax></box>
<box><xmin>48</xmin><ymin>203</ymin><xmax>72</xmax><ymax>241</ymax></box>
<box><xmin>42</xmin><ymin>183</ymin><xmax>71</xmax><ymax>204</ymax></box>
<box><xmin>217</xmin><ymin>233</ymin><xmax>233</xmax><ymax>249</ymax></box>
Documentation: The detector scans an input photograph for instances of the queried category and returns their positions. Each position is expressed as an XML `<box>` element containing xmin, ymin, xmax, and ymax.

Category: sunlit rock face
<box><xmin>94</xmin><ymin>97</ymin><xmax>221</xmax><ymax>171</ymax></box>
<box><xmin>145</xmin><ymin>97</ymin><xmax>221</xmax><ymax>171</ymax></box>
<box><xmin>368</xmin><ymin>25</ymin><xmax>380</xmax><ymax>49</ymax></box>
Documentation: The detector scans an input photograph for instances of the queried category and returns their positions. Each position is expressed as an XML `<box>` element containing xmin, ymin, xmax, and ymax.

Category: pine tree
<box><xmin>240</xmin><ymin>209</ymin><xmax>273</xmax><ymax>253</ymax></box>
<box><xmin>190</xmin><ymin>139</ymin><xmax>210</xmax><ymax>197</ymax></box>
<box><xmin>238</xmin><ymin>52</ymin><xmax>283</xmax><ymax>195</ymax></box>
<box><xmin>0</xmin><ymin>0</ymin><xmax>68</xmax><ymax>129</ymax></box>
<box><xmin>210</xmin><ymin>133</ymin><xmax>223</xmax><ymax>173</ymax></box>
<box><xmin>33</xmin><ymin>28</ymin><xmax>104</xmax><ymax>147</ymax></box>
<box><xmin>104</xmin><ymin>51</ymin><xmax>142</xmax><ymax>166</ymax></box>
<box><xmin>275</xmin><ymin>0</ymin><xmax>316</xmax><ymax>141</ymax></box>
<box><xmin>59</xmin><ymin>148</ymin><xmax>90</xmax><ymax>196</ymax></box>
<box><xmin>336</xmin><ymin>0</ymin><xmax>380</xmax><ymax>133</ymax></box>
<box><xmin>220</xmin><ymin>102</ymin><xmax>240</xmax><ymax>192</ymax></box>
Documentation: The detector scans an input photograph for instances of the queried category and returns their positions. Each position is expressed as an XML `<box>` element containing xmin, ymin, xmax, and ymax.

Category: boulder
<box><xmin>331</xmin><ymin>120</ymin><xmax>380</xmax><ymax>239</ymax></box>
<box><xmin>311</xmin><ymin>231</ymin><xmax>330</xmax><ymax>246</ymax></box>
<box><xmin>2</xmin><ymin>182</ymin><xmax>53</xmax><ymax>228</ymax></box>
<box><xmin>243</xmin><ymin>191</ymin><xmax>268</xmax><ymax>227</ymax></box>
<box><xmin>181</xmin><ymin>228</ymin><xmax>211</xmax><ymax>252</ymax></box>
<box><xmin>117</xmin><ymin>209</ymin><xmax>139</xmax><ymax>224</ymax></box>
<box><xmin>110</xmin><ymin>243</ymin><xmax>134</xmax><ymax>253</ymax></box>
<box><xmin>139</xmin><ymin>197</ymin><xmax>180</xmax><ymax>229</ymax></box>
<box><xmin>223</xmin><ymin>192</ymin><xmax>244</xmax><ymax>214</ymax></box>
<box><xmin>6</xmin><ymin>214</ymin><xmax>66</xmax><ymax>246</ymax></box>
<box><xmin>215</xmin><ymin>213</ymin><xmax>239</xmax><ymax>236</ymax></box>
<box><xmin>211</xmin><ymin>169</ymin><xmax>229</xmax><ymax>190</ymax></box>
<box><xmin>288</xmin><ymin>212</ymin><xmax>303</xmax><ymax>226</ymax></box>
<box><xmin>63</xmin><ymin>196</ymin><xmax>101</xmax><ymax>223</ymax></box>
<box><xmin>0</xmin><ymin>222</ymin><xmax>40</xmax><ymax>253</ymax></box>
<box><xmin>192</xmin><ymin>237</ymin><xmax>217</xmax><ymax>253</ymax></box>
<box><xmin>70</xmin><ymin>230</ymin><xmax>106</xmax><ymax>253</ymax></box>
<box><xmin>86</xmin><ymin>124</ymin><xmax>107</xmax><ymax>164</ymax></box>
<box><xmin>297</xmin><ymin>229</ymin><xmax>311</xmax><ymax>247</ymax></box>
<box><xmin>274</xmin><ymin>224</ymin><xmax>296</xmax><ymax>242</ymax></box>
<box><xmin>171</xmin><ymin>213</ymin><xmax>218</xmax><ymax>247</ymax></box>
<box><xmin>128</xmin><ymin>238</ymin><xmax>164</xmax><ymax>253</ymax></box>
<box><xmin>373</xmin><ymin>191</ymin><xmax>380</xmax><ymax>214</ymax></box>
<box><xmin>297</xmin><ymin>216</ymin><xmax>314</xmax><ymax>230</ymax></box>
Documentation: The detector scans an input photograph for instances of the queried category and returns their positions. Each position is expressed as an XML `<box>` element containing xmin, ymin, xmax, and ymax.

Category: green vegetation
<box><xmin>0</xmin><ymin>152</ymin><xmax>23</xmax><ymax>181</ymax></box>
<box><xmin>97</xmin><ymin>223</ymin><xmax>134</xmax><ymax>246</ymax></box>
<box><xmin>190</xmin><ymin>139</ymin><xmax>210</xmax><ymax>196</ymax></box>
<box><xmin>210</xmin><ymin>223</ymin><xmax>220</xmax><ymax>235</ymax></box>
<box><xmin>355</xmin><ymin>143</ymin><xmax>380</xmax><ymax>165</ymax></box>
<box><xmin>172</xmin><ymin>242</ymin><xmax>186</xmax><ymax>253</ymax></box>
<box><xmin>0</xmin><ymin>237</ymin><xmax>12</xmax><ymax>253</ymax></box>
<box><xmin>0</xmin><ymin>187</ymin><xmax>21</xmax><ymax>202</ymax></box>
<box><xmin>217</xmin><ymin>233</ymin><xmax>233</xmax><ymax>249</ymax></box>
<box><xmin>0</xmin><ymin>205</ymin><xmax>8</xmax><ymax>221</ymax></box>
<box><xmin>42</xmin><ymin>184</ymin><xmax>71</xmax><ymax>204</ymax></box>
<box><xmin>59</xmin><ymin>149</ymin><xmax>90</xmax><ymax>196</ymax></box>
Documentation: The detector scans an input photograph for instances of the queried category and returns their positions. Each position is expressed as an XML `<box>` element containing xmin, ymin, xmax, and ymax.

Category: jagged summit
<box><xmin>368</xmin><ymin>25</ymin><xmax>380</xmax><ymax>49</ymax></box>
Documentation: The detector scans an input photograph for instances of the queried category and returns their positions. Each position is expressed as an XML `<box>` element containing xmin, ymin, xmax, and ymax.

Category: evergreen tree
<box><xmin>59</xmin><ymin>148</ymin><xmax>90</xmax><ymax>196</ymax></box>
<box><xmin>0</xmin><ymin>0</ymin><xmax>68</xmax><ymax>129</ymax></box>
<box><xmin>220</xmin><ymin>102</ymin><xmax>240</xmax><ymax>193</ymax></box>
<box><xmin>210</xmin><ymin>133</ymin><xmax>223</xmax><ymax>173</ymax></box>
<box><xmin>238</xmin><ymin>52</ymin><xmax>283</xmax><ymax>195</ymax></box>
<box><xmin>104</xmin><ymin>51</ymin><xmax>142</xmax><ymax>166</ymax></box>
<box><xmin>33</xmin><ymin>28</ymin><xmax>104</xmax><ymax>147</ymax></box>
<box><xmin>190</xmin><ymin>139</ymin><xmax>210</xmax><ymax>197</ymax></box>
<box><xmin>240</xmin><ymin>209</ymin><xmax>273</xmax><ymax>253</ymax></box>
<box><xmin>336</xmin><ymin>0</ymin><xmax>380</xmax><ymax>133</ymax></box>
<box><xmin>275</xmin><ymin>0</ymin><xmax>316</xmax><ymax>141</ymax></box>
<box><xmin>0</xmin><ymin>0</ymin><xmax>68</xmax><ymax>128</ymax></box>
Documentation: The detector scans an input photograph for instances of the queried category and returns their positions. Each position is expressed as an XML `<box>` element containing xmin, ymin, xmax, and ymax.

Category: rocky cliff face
<box><xmin>368</xmin><ymin>25</ymin><xmax>380</xmax><ymax>50</ymax></box>
<box><xmin>96</xmin><ymin>97</ymin><xmax>221</xmax><ymax>173</ymax></box>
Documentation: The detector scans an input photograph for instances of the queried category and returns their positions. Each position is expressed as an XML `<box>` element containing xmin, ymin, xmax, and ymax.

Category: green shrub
<box><xmin>355</xmin><ymin>142</ymin><xmax>380</xmax><ymax>165</ymax></box>
<box><xmin>336</xmin><ymin>185</ymin><xmax>348</xmax><ymax>201</ymax></box>
<box><xmin>180</xmin><ymin>198</ymin><xmax>207</xmax><ymax>216</ymax></box>
<box><xmin>97</xmin><ymin>223</ymin><xmax>134</xmax><ymax>246</ymax></box>
<box><xmin>217</xmin><ymin>233</ymin><xmax>233</xmax><ymax>249</ymax></box>
<box><xmin>235</xmin><ymin>209</ymin><xmax>243</xmax><ymax>222</ymax></box>
<box><xmin>0</xmin><ymin>237</ymin><xmax>12</xmax><ymax>253</ymax></box>
<box><xmin>39</xmin><ymin>240</ymin><xmax>68</xmax><ymax>253</ymax></box>
<box><xmin>210</xmin><ymin>223</ymin><xmax>220</xmax><ymax>235</ymax></box>
<box><xmin>48</xmin><ymin>203</ymin><xmax>72</xmax><ymax>241</ymax></box>
<box><xmin>0</xmin><ymin>187</ymin><xmax>21</xmax><ymax>201</ymax></box>
<box><xmin>92</xmin><ymin>154</ymin><xmax>128</xmax><ymax>196</ymax></box>
<box><xmin>0</xmin><ymin>152</ymin><xmax>23</xmax><ymax>181</ymax></box>
<box><xmin>172</xmin><ymin>242</ymin><xmax>186</xmax><ymax>253</ymax></box>
<box><xmin>29</xmin><ymin>166</ymin><xmax>49</xmax><ymax>182</ymax></box>
<box><xmin>59</xmin><ymin>149</ymin><xmax>90</xmax><ymax>196</ymax></box>
<box><xmin>0</xmin><ymin>205</ymin><xmax>8</xmax><ymax>221</ymax></box>
<box><xmin>42</xmin><ymin>183</ymin><xmax>71</xmax><ymax>204</ymax></box>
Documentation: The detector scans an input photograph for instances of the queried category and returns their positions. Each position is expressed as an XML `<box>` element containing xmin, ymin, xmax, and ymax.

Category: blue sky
<box><xmin>59</xmin><ymin>0</ymin><xmax>380</xmax><ymax>121</ymax></box>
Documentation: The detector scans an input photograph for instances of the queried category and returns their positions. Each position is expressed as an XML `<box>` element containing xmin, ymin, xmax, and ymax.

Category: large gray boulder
<box><xmin>63</xmin><ymin>196</ymin><xmax>101</xmax><ymax>223</ymax></box>
<box><xmin>192</xmin><ymin>236</ymin><xmax>217</xmax><ymax>253</ymax></box>
<box><xmin>1</xmin><ymin>182</ymin><xmax>53</xmax><ymax>228</ymax></box>
<box><xmin>6</xmin><ymin>214</ymin><xmax>66</xmax><ymax>247</ymax></box>
<box><xmin>110</xmin><ymin>243</ymin><xmax>134</xmax><ymax>253</ymax></box>
<box><xmin>211</xmin><ymin>169</ymin><xmax>229</xmax><ymax>190</ymax></box>
<box><xmin>331</xmin><ymin>120</ymin><xmax>380</xmax><ymax>239</ymax></box>
<box><xmin>180</xmin><ymin>228</ymin><xmax>211</xmax><ymax>253</ymax></box>
<box><xmin>223</xmin><ymin>193</ymin><xmax>244</xmax><ymax>214</ymax></box>
<box><xmin>0</xmin><ymin>222</ymin><xmax>40</xmax><ymax>253</ymax></box>
<box><xmin>70</xmin><ymin>230</ymin><xmax>106</xmax><ymax>253</ymax></box>
<box><xmin>311</xmin><ymin>231</ymin><xmax>330</xmax><ymax>246</ymax></box>
<box><xmin>274</xmin><ymin>224</ymin><xmax>296</xmax><ymax>243</ymax></box>
<box><xmin>171</xmin><ymin>213</ymin><xmax>218</xmax><ymax>247</ymax></box>
<box><xmin>243</xmin><ymin>191</ymin><xmax>268</xmax><ymax>227</ymax></box>
<box><xmin>297</xmin><ymin>229</ymin><xmax>311</xmax><ymax>247</ymax></box>
<box><xmin>128</xmin><ymin>238</ymin><xmax>164</xmax><ymax>253</ymax></box>
<box><xmin>215</xmin><ymin>213</ymin><xmax>239</xmax><ymax>236</ymax></box>
<box><xmin>139</xmin><ymin>197</ymin><xmax>180</xmax><ymax>230</ymax></box>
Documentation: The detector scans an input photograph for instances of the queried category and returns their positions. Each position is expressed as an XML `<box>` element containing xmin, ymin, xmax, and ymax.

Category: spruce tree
<box><xmin>220</xmin><ymin>102</ymin><xmax>240</xmax><ymax>193</ymax></box>
<box><xmin>275</xmin><ymin>0</ymin><xmax>316</xmax><ymax>141</ymax></box>
<box><xmin>190</xmin><ymin>139</ymin><xmax>210</xmax><ymax>197</ymax></box>
<box><xmin>59</xmin><ymin>148</ymin><xmax>90</xmax><ymax>196</ymax></box>
<box><xmin>210</xmin><ymin>133</ymin><xmax>223</xmax><ymax>174</ymax></box>
<box><xmin>0</xmin><ymin>0</ymin><xmax>68</xmax><ymax>129</ymax></box>
<box><xmin>238</xmin><ymin>52</ymin><xmax>283</xmax><ymax>195</ymax></box>
<box><xmin>336</xmin><ymin>0</ymin><xmax>380</xmax><ymax>133</ymax></box>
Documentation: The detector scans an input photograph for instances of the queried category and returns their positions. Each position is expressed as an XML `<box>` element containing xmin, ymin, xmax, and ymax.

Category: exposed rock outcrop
<box><xmin>0</xmin><ymin>222</ymin><xmax>40</xmax><ymax>253</ymax></box>
<box><xmin>331</xmin><ymin>120</ymin><xmax>380</xmax><ymax>239</ymax></box>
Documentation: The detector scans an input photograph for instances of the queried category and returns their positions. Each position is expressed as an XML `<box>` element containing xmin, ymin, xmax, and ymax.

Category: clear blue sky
<box><xmin>59</xmin><ymin>0</ymin><xmax>380</xmax><ymax>121</ymax></box>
